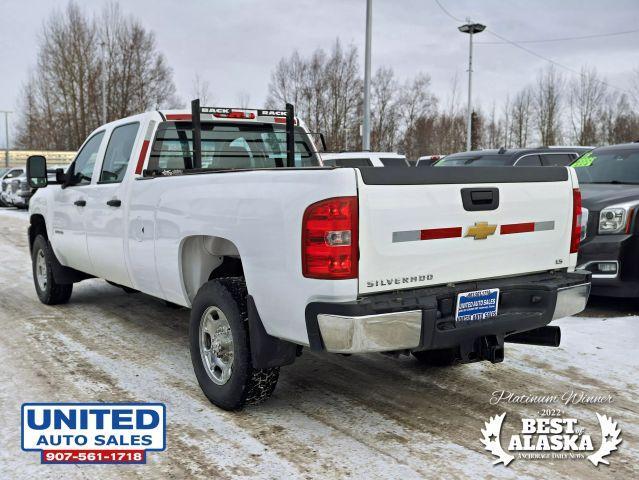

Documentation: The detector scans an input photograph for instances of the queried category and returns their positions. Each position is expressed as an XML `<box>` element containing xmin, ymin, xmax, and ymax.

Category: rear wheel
<box><xmin>189</xmin><ymin>277</ymin><xmax>279</xmax><ymax>410</ymax></box>
<box><xmin>412</xmin><ymin>347</ymin><xmax>459</xmax><ymax>366</ymax></box>
<box><xmin>31</xmin><ymin>235</ymin><xmax>73</xmax><ymax>305</ymax></box>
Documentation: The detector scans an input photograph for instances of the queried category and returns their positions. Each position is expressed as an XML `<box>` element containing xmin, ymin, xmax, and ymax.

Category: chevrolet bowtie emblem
<box><xmin>466</xmin><ymin>221</ymin><xmax>497</xmax><ymax>240</ymax></box>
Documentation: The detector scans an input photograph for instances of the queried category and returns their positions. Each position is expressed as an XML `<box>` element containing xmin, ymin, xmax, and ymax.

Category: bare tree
<box><xmin>631</xmin><ymin>68</ymin><xmax>639</xmax><ymax>109</ymax></box>
<box><xmin>16</xmin><ymin>1</ymin><xmax>177</xmax><ymax>150</ymax></box>
<box><xmin>397</xmin><ymin>73</ymin><xmax>437</xmax><ymax>158</ymax></box>
<box><xmin>323</xmin><ymin>40</ymin><xmax>361</xmax><ymax>151</ymax></box>
<box><xmin>600</xmin><ymin>91</ymin><xmax>639</xmax><ymax>144</ymax></box>
<box><xmin>485</xmin><ymin>103</ymin><xmax>503</xmax><ymax>149</ymax></box>
<box><xmin>568</xmin><ymin>67</ymin><xmax>606</xmax><ymax>145</ymax></box>
<box><xmin>236</xmin><ymin>91</ymin><xmax>251</xmax><ymax>109</ymax></box>
<box><xmin>510</xmin><ymin>86</ymin><xmax>533</xmax><ymax>148</ymax></box>
<box><xmin>370</xmin><ymin>67</ymin><xmax>400</xmax><ymax>151</ymax></box>
<box><xmin>266</xmin><ymin>40</ymin><xmax>360</xmax><ymax>151</ymax></box>
<box><xmin>501</xmin><ymin>95</ymin><xmax>511</xmax><ymax>148</ymax></box>
<box><xmin>533</xmin><ymin>65</ymin><xmax>564</xmax><ymax>146</ymax></box>
<box><xmin>191</xmin><ymin>74</ymin><xmax>212</xmax><ymax>105</ymax></box>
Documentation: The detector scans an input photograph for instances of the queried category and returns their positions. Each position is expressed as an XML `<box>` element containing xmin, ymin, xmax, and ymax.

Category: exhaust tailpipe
<box><xmin>506</xmin><ymin>326</ymin><xmax>561</xmax><ymax>347</ymax></box>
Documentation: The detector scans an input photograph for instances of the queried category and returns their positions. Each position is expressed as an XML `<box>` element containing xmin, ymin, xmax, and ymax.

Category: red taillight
<box><xmin>302</xmin><ymin>197</ymin><xmax>358</xmax><ymax>279</ymax></box>
<box><xmin>165</xmin><ymin>113</ymin><xmax>192</xmax><ymax>121</ymax></box>
<box><xmin>214</xmin><ymin>111</ymin><xmax>256</xmax><ymax>119</ymax></box>
<box><xmin>570</xmin><ymin>188</ymin><xmax>582</xmax><ymax>253</ymax></box>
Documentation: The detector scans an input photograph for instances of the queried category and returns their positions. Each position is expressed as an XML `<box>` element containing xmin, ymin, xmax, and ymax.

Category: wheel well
<box><xmin>180</xmin><ymin>235</ymin><xmax>243</xmax><ymax>303</ymax></box>
<box><xmin>29</xmin><ymin>214</ymin><xmax>47</xmax><ymax>253</ymax></box>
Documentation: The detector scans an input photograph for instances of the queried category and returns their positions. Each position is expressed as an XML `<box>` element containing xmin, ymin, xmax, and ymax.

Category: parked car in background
<box><xmin>416</xmin><ymin>155</ymin><xmax>444</xmax><ymax>167</ymax></box>
<box><xmin>434</xmin><ymin>147</ymin><xmax>593</xmax><ymax>167</ymax></box>
<box><xmin>321</xmin><ymin>152</ymin><xmax>409</xmax><ymax>167</ymax></box>
<box><xmin>8</xmin><ymin>172</ymin><xmax>31</xmax><ymax>209</ymax></box>
<box><xmin>573</xmin><ymin>144</ymin><xmax>639</xmax><ymax>297</ymax></box>
<box><xmin>0</xmin><ymin>167</ymin><xmax>24</xmax><ymax>206</ymax></box>
<box><xmin>7</xmin><ymin>165</ymin><xmax>67</xmax><ymax>209</ymax></box>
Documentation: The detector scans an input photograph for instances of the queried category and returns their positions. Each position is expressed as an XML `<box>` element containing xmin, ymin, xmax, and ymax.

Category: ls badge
<box><xmin>466</xmin><ymin>222</ymin><xmax>497</xmax><ymax>240</ymax></box>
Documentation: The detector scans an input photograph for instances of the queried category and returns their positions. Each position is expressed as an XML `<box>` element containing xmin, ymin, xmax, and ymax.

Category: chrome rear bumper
<box><xmin>317</xmin><ymin>310</ymin><xmax>422</xmax><ymax>353</ymax></box>
<box><xmin>552</xmin><ymin>282</ymin><xmax>590</xmax><ymax>319</ymax></box>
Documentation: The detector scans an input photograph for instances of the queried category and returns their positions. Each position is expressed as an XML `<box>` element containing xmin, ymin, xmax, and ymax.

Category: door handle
<box><xmin>461</xmin><ymin>188</ymin><xmax>499</xmax><ymax>211</ymax></box>
<box><xmin>106</xmin><ymin>199</ymin><xmax>122</xmax><ymax>207</ymax></box>
<box><xmin>74</xmin><ymin>200</ymin><xmax>86</xmax><ymax>207</ymax></box>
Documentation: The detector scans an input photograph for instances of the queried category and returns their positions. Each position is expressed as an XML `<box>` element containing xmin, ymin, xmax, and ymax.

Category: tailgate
<box><xmin>357</xmin><ymin>167</ymin><xmax>576</xmax><ymax>294</ymax></box>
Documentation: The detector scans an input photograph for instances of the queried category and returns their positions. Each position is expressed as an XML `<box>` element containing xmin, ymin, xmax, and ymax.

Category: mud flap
<box><xmin>247</xmin><ymin>295</ymin><xmax>297</xmax><ymax>369</ymax></box>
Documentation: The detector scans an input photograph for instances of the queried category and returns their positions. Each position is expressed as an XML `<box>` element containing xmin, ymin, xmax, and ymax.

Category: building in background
<box><xmin>4</xmin><ymin>151</ymin><xmax>75</xmax><ymax>168</ymax></box>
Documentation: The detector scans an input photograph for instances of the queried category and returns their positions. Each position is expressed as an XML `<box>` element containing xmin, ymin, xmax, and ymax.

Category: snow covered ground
<box><xmin>0</xmin><ymin>209</ymin><xmax>637</xmax><ymax>479</ymax></box>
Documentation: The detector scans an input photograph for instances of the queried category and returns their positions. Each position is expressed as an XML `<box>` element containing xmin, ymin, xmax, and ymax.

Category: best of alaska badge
<box><xmin>480</xmin><ymin>412</ymin><xmax>622</xmax><ymax>467</ymax></box>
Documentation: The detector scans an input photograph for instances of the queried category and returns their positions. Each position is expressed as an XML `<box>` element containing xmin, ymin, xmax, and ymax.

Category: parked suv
<box><xmin>0</xmin><ymin>167</ymin><xmax>24</xmax><ymax>206</ymax></box>
<box><xmin>435</xmin><ymin>147</ymin><xmax>592</xmax><ymax>167</ymax></box>
<box><xmin>573</xmin><ymin>144</ymin><xmax>639</xmax><ymax>297</ymax></box>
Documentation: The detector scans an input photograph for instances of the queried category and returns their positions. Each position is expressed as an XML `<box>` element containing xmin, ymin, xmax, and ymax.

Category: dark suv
<box><xmin>434</xmin><ymin>147</ymin><xmax>592</xmax><ymax>167</ymax></box>
<box><xmin>573</xmin><ymin>143</ymin><xmax>639</xmax><ymax>297</ymax></box>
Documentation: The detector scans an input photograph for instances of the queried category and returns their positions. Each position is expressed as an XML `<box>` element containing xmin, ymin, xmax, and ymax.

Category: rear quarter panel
<box><xmin>129</xmin><ymin>168</ymin><xmax>358</xmax><ymax>345</ymax></box>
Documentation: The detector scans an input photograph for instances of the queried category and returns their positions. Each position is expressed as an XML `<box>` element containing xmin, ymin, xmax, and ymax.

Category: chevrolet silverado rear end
<box><xmin>305</xmin><ymin>166</ymin><xmax>590</xmax><ymax>364</ymax></box>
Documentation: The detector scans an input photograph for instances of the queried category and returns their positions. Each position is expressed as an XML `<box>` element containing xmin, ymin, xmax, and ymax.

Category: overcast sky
<box><xmin>0</xmin><ymin>0</ymin><xmax>638</xmax><ymax>147</ymax></box>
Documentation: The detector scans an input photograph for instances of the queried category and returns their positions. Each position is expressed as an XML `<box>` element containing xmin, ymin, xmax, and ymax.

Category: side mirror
<box><xmin>27</xmin><ymin>155</ymin><xmax>48</xmax><ymax>189</ymax></box>
<box><xmin>55</xmin><ymin>168</ymin><xmax>66</xmax><ymax>184</ymax></box>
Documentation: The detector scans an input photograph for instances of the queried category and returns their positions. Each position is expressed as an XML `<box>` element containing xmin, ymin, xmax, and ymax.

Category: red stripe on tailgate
<box><xmin>500</xmin><ymin>222</ymin><xmax>535</xmax><ymax>234</ymax></box>
<box><xmin>420</xmin><ymin>227</ymin><xmax>462</xmax><ymax>240</ymax></box>
<box><xmin>134</xmin><ymin>140</ymin><xmax>150</xmax><ymax>174</ymax></box>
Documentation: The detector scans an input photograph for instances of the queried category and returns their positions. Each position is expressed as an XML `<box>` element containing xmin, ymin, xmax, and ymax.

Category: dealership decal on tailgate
<box><xmin>21</xmin><ymin>403</ymin><xmax>166</xmax><ymax>464</ymax></box>
<box><xmin>455</xmin><ymin>288</ymin><xmax>500</xmax><ymax>323</ymax></box>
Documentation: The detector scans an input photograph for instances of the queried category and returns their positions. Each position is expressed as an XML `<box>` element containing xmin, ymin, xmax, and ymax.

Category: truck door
<box><xmin>50</xmin><ymin>131</ymin><xmax>106</xmax><ymax>273</ymax></box>
<box><xmin>83</xmin><ymin>122</ymin><xmax>140</xmax><ymax>287</ymax></box>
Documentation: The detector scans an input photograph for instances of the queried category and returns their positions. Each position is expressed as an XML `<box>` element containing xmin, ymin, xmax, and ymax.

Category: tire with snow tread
<box><xmin>189</xmin><ymin>277</ymin><xmax>279</xmax><ymax>410</ymax></box>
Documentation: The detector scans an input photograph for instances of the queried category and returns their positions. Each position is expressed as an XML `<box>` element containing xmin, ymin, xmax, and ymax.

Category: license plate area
<box><xmin>455</xmin><ymin>288</ymin><xmax>500</xmax><ymax>323</ymax></box>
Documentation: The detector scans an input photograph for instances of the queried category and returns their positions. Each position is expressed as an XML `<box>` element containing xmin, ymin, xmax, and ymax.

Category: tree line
<box><xmin>16</xmin><ymin>2</ymin><xmax>178</xmax><ymax>150</ymax></box>
<box><xmin>268</xmin><ymin>42</ymin><xmax>639</xmax><ymax>157</ymax></box>
<box><xmin>15</xmin><ymin>2</ymin><xmax>639</xmax><ymax>158</ymax></box>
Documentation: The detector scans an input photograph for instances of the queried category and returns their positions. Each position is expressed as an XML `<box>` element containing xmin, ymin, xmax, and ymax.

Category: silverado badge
<box><xmin>466</xmin><ymin>222</ymin><xmax>497</xmax><ymax>240</ymax></box>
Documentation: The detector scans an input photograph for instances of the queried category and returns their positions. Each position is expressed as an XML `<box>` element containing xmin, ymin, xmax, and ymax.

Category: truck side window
<box><xmin>380</xmin><ymin>157</ymin><xmax>409</xmax><ymax>167</ymax></box>
<box><xmin>70</xmin><ymin>132</ymin><xmax>105</xmax><ymax>186</ymax></box>
<box><xmin>540</xmin><ymin>153</ymin><xmax>574</xmax><ymax>166</ymax></box>
<box><xmin>516</xmin><ymin>155</ymin><xmax>542</xmax><ymax>166</ymax></box>
<box><xmin>6</xmin><ymin>169</ymin><xmax>23</xmax><ymax>179</ymax></box>
<box><xmin>99</xmin><ymin>123</ymin><xmax>140</xmax><ymax>183</ymax></box>
<box><xmin>328</xmin><ymin>158</ymin><xmax>374</xmax><ymax>167</ymax></box>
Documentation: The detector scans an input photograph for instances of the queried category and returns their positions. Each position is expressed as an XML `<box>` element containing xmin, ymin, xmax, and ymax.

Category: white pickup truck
<box><xmin>26</xmin><ymin>101</ymin><xmax>590</xmax><ymax>410</ymax></box>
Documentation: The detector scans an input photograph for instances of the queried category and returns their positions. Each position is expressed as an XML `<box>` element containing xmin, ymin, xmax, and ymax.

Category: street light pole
<box><xmin>458</xmin><ymin>21</ymin><xmax>485</xmax><ymax>151</ymax></box>
<box><xmin>101</xmin><ymin>41</ymin><xmax>107</xmax><ymax>124</ymax></box>
<box><xmin>362</xmin><ymin>0</ymin><xmax>372</xmax><ymax>150</ymax></box>
<box><xmin>0</xmin><ymin>110</ymin><xmax>11</xmax><ymax>167</ymax></box>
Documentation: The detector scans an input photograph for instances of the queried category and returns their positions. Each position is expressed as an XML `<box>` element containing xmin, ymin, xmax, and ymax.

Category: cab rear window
<box><xmin>148</xmin><ymin>122</ymin><xmax>320</xmax><ymax>172</ymax></box>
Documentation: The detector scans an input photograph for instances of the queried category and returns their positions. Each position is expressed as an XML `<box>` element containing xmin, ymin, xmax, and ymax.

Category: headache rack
<box><xmin>190</xmin><ymin>99</ymin><xmax>297</xmax><ymax>169</ymax></box>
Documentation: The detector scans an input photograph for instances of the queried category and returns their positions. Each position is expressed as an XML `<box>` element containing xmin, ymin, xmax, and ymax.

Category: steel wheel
<box><xmin>35</xmin><ymin>249</ymin><xmax>47</xmax><ymax>292</ymax></box>
<box><xmin>199</xmin><ymin>306</ymin><xmax>234</xmax><ymax>385</ymax></box>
